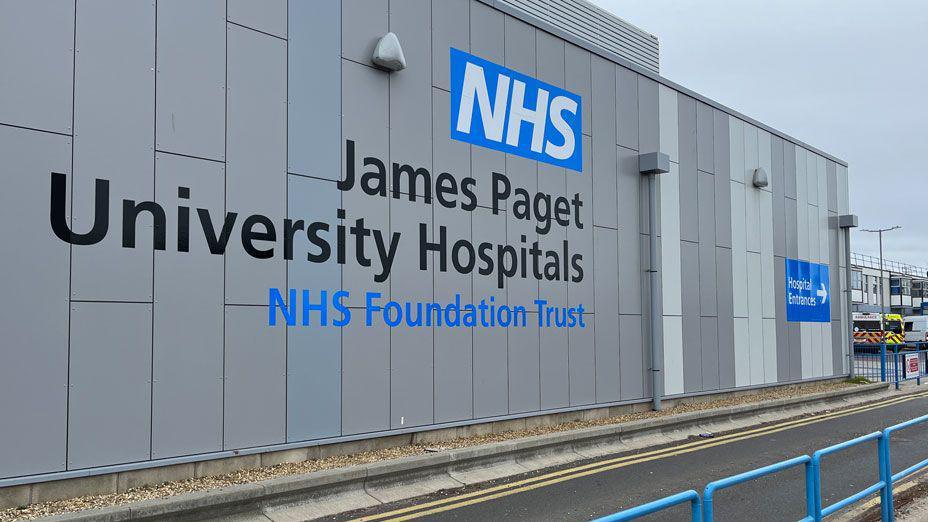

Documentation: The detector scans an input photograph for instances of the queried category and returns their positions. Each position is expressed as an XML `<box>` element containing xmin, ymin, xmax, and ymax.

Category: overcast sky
<box><xmin>591</xmin><ymin>0</ymin><xmax>928</xmax><ymax>268</ymax></box>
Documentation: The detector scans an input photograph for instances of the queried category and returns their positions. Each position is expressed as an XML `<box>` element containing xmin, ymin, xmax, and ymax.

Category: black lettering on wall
<box><xmin>50</xmin><ymin>172</ymin><xmax>110</xmax><ymax>245</ymax></box>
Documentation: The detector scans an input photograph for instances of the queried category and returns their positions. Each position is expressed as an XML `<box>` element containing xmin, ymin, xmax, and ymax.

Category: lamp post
<box><xmin>860</xmin><ymin>226</ymin><xmax>901</xmax><ymax>325</ymax></box>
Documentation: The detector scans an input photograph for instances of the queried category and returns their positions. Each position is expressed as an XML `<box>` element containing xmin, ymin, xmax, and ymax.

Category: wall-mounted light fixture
<box><xmin>752</xmin><ymin>167</ymin><xmax>769</xmax><ymax>188</ymax></box>
<box><xmin>372</xmin><ymin>32</ymin><xmax>407</xmax><ymax>72</ymax></box>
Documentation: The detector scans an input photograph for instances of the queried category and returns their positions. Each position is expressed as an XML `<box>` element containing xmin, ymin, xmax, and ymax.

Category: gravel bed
<box><xmin>0</xmin><ymin>380</ymin><xmax>859</xmax><ymax>521</ymax></box>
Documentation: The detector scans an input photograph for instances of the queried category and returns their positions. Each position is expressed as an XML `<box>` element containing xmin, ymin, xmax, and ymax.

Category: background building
<box><xmin>0</xmin><ymin>0</ymin><xmax>851</xmax><ymax>489</ymax></box>
<box><xmin>850</xmin><ymin>253</ymin><xmax>928</xmax><ymax>315</ymax></box>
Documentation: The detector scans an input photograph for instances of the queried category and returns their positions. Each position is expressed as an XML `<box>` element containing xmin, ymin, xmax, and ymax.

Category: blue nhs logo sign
<box><xmin>449</xmin><ymin>48</ymin><xmax>583</xmax><ymax>172</ymax></box>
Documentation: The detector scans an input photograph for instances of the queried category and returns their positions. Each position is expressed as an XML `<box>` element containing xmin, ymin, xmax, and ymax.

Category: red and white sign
<box><xmin>905</xmin><ymin>353</ymin><xmax>920</xmax><ymax>378</ymax></box>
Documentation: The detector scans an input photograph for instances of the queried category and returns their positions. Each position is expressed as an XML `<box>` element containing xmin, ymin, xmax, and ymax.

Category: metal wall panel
<box><xmin>569</xmin><ymin>317</ymin><xmax>597</xmax><ymax>405</ymax></box>
<box><xmin>342</xmin><ymin>307</ymin><xmax>390</xmax><ymax>434</ymax></box>
<box><xmin>700</xmin><ymin>317</ymin><xmax>720</xmax><ymax>391</ymax></box>
<box><xmin>342</xmin><ymin>0</ymin><xmax>386</xmax><ymax>64</ymax></box>
<box><xmin>592</xmin><ymin>55</ymin><xmax>618</xmax><ymax>228</ymax></box>
<box><xmin>152</xmin><ymin>154</ymin><xmax>224</xmax><ymax>459</ymax></box>
<box><xmin>761</xmin><ymin>191</ymin><xmax>776</xmax><ymax>318</ymax></box>
<box><xmin>389</xmin><ymin>198</ymin><xmax>434</xmax><ymax>428</ymax></box>
<box><xmin>289</xmin><ymin>0</ymin><xmax>340</xmax><ymax>179</ymax></box>
<box><xmin>747</xmin><ymin>252</ymin><xmax>764</xmax><ymax>385</ymax></box>
<box><xmin>617</xmin><ymin>146</ymin><xmax>642</xmax><ymax>314</ymax></box>
<box><xmin>541</xmin><ymin>325</ymin><xmax>570</xmax><ymax>409</ymax></box>
<box><xmin>391</xmin><ymin>325</ymin><xmax>434</xmax><ymax>428</ymax></box>
<box><xmin>565</xmin><ymin>43</ymin><xmax>592</xmax><ymax>137</ymax></box>
<box><xmin>433</xmin><ymin>204</ymin><xmax>475</xmax><ymax>423</ymax></box>
<box><xmin>677</xmin><ymin>95</ymin><xmax>698</xmax><ymax>243</ymax></box>
<box><xmin>473</xmin><ymin>207</ymin><xmax>509</xmax><ymax>418</ymax></box>
<box><xmin>228</xmin><ymin>0</ymin><xmax>286</xmax><ymax>38</ymax></box>
<box><xmin>763</xmin><ymin>318</ymin><xmax>778</xmax><ymax>383</ymax></box>
<box><xmin>730</xmin><ymin>180</ymin><xmax>747</xmax><ymax>316</ymax></box>
<box><xmin>658</xmin><ymin>86</ymin><xmax>678</xmax><ymax>163</ymax></box>
<box><xmin>729</xmin><ymin>118</ymin><xmax>744</xmax><ymax>183</ymax></box>
<box><xmin>733</xmin><ymin>316</ymin><xmax>750</xmax><ymax>387</ymax></box>
<box><xmin>594</xmin><ymin>227</ymin><xmax>620</xmax><ymax>402</ymax></box>
<box><xmin>341</xmin><ymin>60</ymin><xmax>389</xmax><ymax>306</ymax></box>
<box><xmin>509</xmin><ymin>313</ymin><xmax>541</xmax><ymax>413</ymax></box>
<box><xmin>837</xmin><ymin>165</ymin><xmax>849</xmax><ymax>214</ymax></box>
<box><xmin>774</xmin><ymin>256</ymin><xmax>790</xmax><ymax>381</ymax></box>
<box><xmin>225</xmin><ymin>25</ymin><xmax>287</xmax><ymax>305</ymax></box>
<box><xmin>637</xmin><ymin>77</ymin><xmax>659</xmax><ymax>160</ymax></box>
<box><xmin>716</xmin><ymin>247</ymin><xmax>736</xmax><ymax>389</ymax></box>
<box><xmin>619</xmin><ymin>315</ymin><xmax>645</xmax><ymax>399</ymax></box>
<box><xmin>432</xmin><ymin>0</ymin><xmax>469</xmax><ymax>90</ymax></box>
<box><xmin>68</xmin><ymin>302</ymin><xmax>152</xmax><ymax>469</ymax></box>
<box><xmin>287</xmin><ymin>176</ymin><xmax>342</xmax><ymax>441</ymax></box>
<box><xmin>156</xmin><ymin>0</ymin><xmax>225</xmax><ymax>161</ymax></box>
<box><xmin>681</xmin><ymin>241</ymin><xmax>702</xmax><ymax>392</ymax></box>
<box><xmin>660</xmin><ymin>163</ymin><xmax>682</xmax><ymax>316</ymax></box>
<box><xmin>772</xmin><ymin>136</ymin><xmax>786</xmax><ymax>258</ymax></box>
<box><xmin>567</xmin><ymin>134</ymin><xmax>594</xmax><ymax>310</ymax></box>
<box><xmin>698</xmin><ymin>171</ymin><xmax>717</xmax><ymax>316</ymax></box>
<box><xmin>0</xmin><ymin>128</ymin><xmax>70</xmax><ymax>478</ymax></box>
<box><xmin>784</xmin><ymin>141</ymin><xmax>797</xmax><ymax>199</ymax></box>
<box><xmin>223</xmin><ymin>305</ymin><xmax>286</xmax><ymax>449</ymax></box>
<box><xmin>390</xmin><ymin>0</ymin><xmax>432</xmax><ymax>176</ymax></box>
<box><xmin>71</xmin><ymin>0</ymin><xmax>155</xmax><ymax>302</ymax></box>
<box><xmin>713</xmin><ymin>111</ymin><xmax>731</xmax><ymax>248</ymax></box>
<box><xmin>696</xmin><ymin>102</ymin><xmax>714</xmax><ymax>174</ymax></box>
<box><xmin>662</xmin><ymin>315</ymin><xmax>684</xmax><ymax>395</ymax></box>
<box><xmin>0</xmin><ymin>0</ymin><xmax>73</xmax><ymax>134</ymax></box>
<box><xmin>616</xmin><ymin>66</ymin><xmax>638</xmax><ymax>150</ymax></box>
<box><xmin>506</xmin><ymin>155</ymin><xmax>539</xmax><ymax>309</ymax></box>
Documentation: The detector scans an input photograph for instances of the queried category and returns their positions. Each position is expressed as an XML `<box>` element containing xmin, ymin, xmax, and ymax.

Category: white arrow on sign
<box><xmin>817</xmin><ymin>283</ymin><xmax>828</xmax><ymax>304</ymax></box>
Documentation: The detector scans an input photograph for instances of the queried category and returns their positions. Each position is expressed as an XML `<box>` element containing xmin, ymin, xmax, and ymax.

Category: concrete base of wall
<box><xmin>0</xmin><ymin>377</ymin><xmax>850</xmax><ymax>510</ymax></box>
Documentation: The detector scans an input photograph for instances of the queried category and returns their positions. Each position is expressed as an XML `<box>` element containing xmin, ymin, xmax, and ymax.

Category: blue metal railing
<box><xmin>703</xmin><ymin>455</ymin><xmax>814</xmax><ymax>521</ymax></box>
<box><xmin>853</xmin><ymin>342</ymin><xmax>928</xmax><ymax>388</ymax></box>
<box><xmin>591</xmin><ymin>489</ymin><xmax>701</xmax><ymax>522</ymax></box>
<box><xmin>811</xmin><ymin>431</ymin><xmax>889</xmax><ymax>521</ymax></box>
<box><xmin>596</xmin><ymin>402</ymin><xmax>928</xmax><ymax>521</ymax></box>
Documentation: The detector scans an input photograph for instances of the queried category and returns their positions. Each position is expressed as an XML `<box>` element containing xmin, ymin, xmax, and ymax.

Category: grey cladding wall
<box><xmin>0</xmin><ymin>0</ymin><xmax>848</xmax><ymax>484</ymax></box>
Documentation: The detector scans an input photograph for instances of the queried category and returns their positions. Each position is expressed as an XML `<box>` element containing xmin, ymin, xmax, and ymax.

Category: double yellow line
<box><xmin>351</xmin><ymin>390</ymin><xmax>928</xmax><ymax>522</ymax></box>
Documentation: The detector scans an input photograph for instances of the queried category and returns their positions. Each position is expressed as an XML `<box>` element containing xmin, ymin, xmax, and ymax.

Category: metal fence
<box><xmin>593</xmin><ymin>344</ymin><xmax>928</xmax><ymax>522</ymax></box>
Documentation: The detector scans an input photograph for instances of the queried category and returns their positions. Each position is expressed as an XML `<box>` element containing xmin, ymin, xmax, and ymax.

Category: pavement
<box><xmin>331</xmin><ymin>388</ymin><xmax>928</xmax><ymax>522</ymax></box>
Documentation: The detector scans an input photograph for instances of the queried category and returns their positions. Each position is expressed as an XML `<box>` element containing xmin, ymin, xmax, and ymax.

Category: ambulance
<box><xmin>852</xmin><ymin>312</ymin><xmax>905</xmax><ymax>345</ymax></box>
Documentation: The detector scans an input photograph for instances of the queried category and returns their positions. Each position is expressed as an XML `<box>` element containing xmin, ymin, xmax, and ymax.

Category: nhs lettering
<box><xmin>449</xmin><ymin>48</ymin><xmax>583</xmax><ymax>172</ymax></box>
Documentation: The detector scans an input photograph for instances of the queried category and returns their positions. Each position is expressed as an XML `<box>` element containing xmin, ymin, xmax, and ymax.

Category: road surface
<box><xmin>334</xmin><ymin>389</ymin><xmax>928</xmax><ymax>521</ymax></box>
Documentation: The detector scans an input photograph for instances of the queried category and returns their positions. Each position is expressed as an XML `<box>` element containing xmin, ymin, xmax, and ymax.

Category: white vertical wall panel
<box><xmin>761</xmin><ymin>192</ymin><xmax>776</xmax><ymax>317</ymax></box>
<box><xmin>431</xmin><ymin>0</ymin><xmax>469</xmax><ymax>90</ymax></box>
<box><xmin>594</xmin><ymin>227</ymin><xmax>620</xmax><ymax>403</ymax></box>
<box><xmin>663</xmin><ymin>316</ymin><xmax>685</xmax><ymax>395</ymax></box>
<box><xmin>763</xmin><ymin>318</ymin><xmax>777</xmax><ymax>383</ymax></box>
<box><xmin>473</xmin><ymin>207</ymin><xmax>509</xmax><ymax>418</ymax></box>
<box><xmin>223</xmin><ymin>306</ymin><xmax>286</xmax><ymax>449</ymax></box>
<box><xmin>796</xmin><ymin>148</ymin><xmax>809</xmax><ymax>260</ymax></box>
<box><xmin>734</xmin><ymin>317</ymin><xmax>750</xmax><ymax>387</ymax></box>
<box><xmin>0</xmin><ymin>128</ymin><xmax>71</xmax><ymax>477</ymax></box>
<box><xmin>660</xmin><ymin>164</ymin><xmax>682</xmax><ymax>317</ymax></box>
<box><xmin>730</xmin><ymin>181</ymin><xmax>748</xmax><ymax>317</ymax></box>
<box><xmin>592</xmin><ymin>55</ymin><xmax>618</xmax><ymax>228</ymax></box>
<box><xmin>225</xmin><ymin>25</ymin><xmax>287</xmax><ymax>305</ymax></box>
<box><xmin>758</xmin><ymin>130</ymin><xmax>772</xmax><ymax>193</ymax></box>
<box><xmin>729</xmin><ymin>118</ymin><xmax>744</xmax><ymax>183</ymax></box>
<box><xmin>838</xmin><ymin>165</ymin><xmax>850</xmax><ymax>214</ymax></box>
<box><xmin>68</xmin><ymin>302</ymin><xmax>152</xmax><ymax>469</ymax></box>
<box><xmin>744</xmin><ymin>126</ymin><xmax>760</xmax><ymax>254</ymax></box>
<box><xmin>342</xmin><ymin>0</ymin><xmax>387</xmax><ymax>64</ymax></box>
<box><xmin>743</xmin><ymin>124</ymin><xmax>758</xmax><ymax>186</ymax></box>
<box><xmin>152</xmin><ymin>154</ymin><xmax>224</xmax><ymax>459</ymax></box>
<box><xmin>156</xmin><ymin>0</ymin><xmax>226</xmax><ymax>161</ymax></box>
<box><xmin>71</xmin><ymin>0</ymin><xmax>155</xmax><ymax>302</ymax></box>
<box><xmin>658</xmin><ymin>86</ymin><xmax>679</xmax><ymax>162</ymax></box>
<box><xmin>747</xmin><ymin>252</ymin><xmax>764</xmax><ymax>385</ymax></box>
<box><xmin>0</xmin><ymin>0</ymin><xmax>74</xmax><ymax>134</ymax></box>
<box><xmin>568</xmin><ymin>134</ymin><xmax>595</xmax><ymax>311</ymax></box>
<box><xmin>569</xmin><ymin>316</ymin><xmax>597</xmax><ymax>405</ymax></box>
<box><xmin>509</xmin><ymin>313</ymin><xmax>541</xmax><ymax>413</ymax></box>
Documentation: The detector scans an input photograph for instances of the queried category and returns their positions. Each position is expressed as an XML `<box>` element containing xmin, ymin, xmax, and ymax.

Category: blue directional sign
<box><xmin>785</xmin><ymin>258</ymin><xmax>831</xmax><ymax>322</ymax></box>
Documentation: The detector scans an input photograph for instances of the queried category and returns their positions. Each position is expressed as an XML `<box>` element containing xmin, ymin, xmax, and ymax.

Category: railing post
<box><xmin>808</xmin><ymin>459</ymin><xmax>820</xmax><ymax>522</ymax></box>
<box><xmin>893</xmin><ymin>348</ymin><xmax>900</xmax><ymax>390</ymax></box>
<box><xmin>880</xmin><ymin>343</ymin><xmax>887</xmax><ymax>382</ymax></box>
<box><xmin>880</xmin><ymin>431</ymin><xmax>894</xmax><ymax>521</ymax></box>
